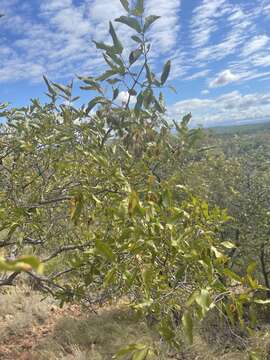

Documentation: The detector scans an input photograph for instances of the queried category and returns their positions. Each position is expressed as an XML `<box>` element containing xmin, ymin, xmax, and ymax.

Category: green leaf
<box><xmin>97</xmin><ymin>70</ymin><xmax>118</xmax><ymax>81</ymax></box>
<box><xmin>86</xmin><ymin>97</ymin><xmax>108</xmax><ymax>114</ymax></box>
<box><xmin>249</xmin><ymin>351</ymin><xmax>262</xmax><ymax>360</ymax></box>
<box><xmin>114</xmin><ymin>344</ymin><xmax>146</xmax><ymax>358</ymax></box>
<box><xmin>247</xmin><ymin>261</ymin><xmax>257</xmax><ymax>275</ymax></box>
<box><xmin>105</xmin><ymin>52</ymin><xmax>124</xmax><ymax>68</ymax></box>
<box><xmin>93</xmin><ymin>40</ymin><xmax>114</xmax><ymax>52</ymax></box>
<box><xmin>161</xmin><ymin>60</ymin><xmax>171</xmax><ymax>84</ymax></box>
<box><xmin>113</xmin><ymin>88</ymin><xmax>119</xmax><ymax>101</ymax></box>
<box><xmin>80</xmin><ymin>85</ymin><xmax>99</xmax><ymax>91</ymax></box>
<box><xmin>132</xmin><ymin>348</ymin><xmax>149</xmax><ymax>360</ymax></box>
<box><xmin>145</xmin><ymin>64</ymin><xmax>153</xmax><ymax>84</ymax></box>
<box><xmin>109</xmin><ymin>21</ymin><xmax>123</xmax><ymax>54</ymax></box>
<box><xmin>133</xmin><ymin>0</ymin><xmax>144</xmax><ymax>16</ymax></box>
<box><xmin>95</xmin><ymin>239</ymin><xmax>115</xmax><ymax>261</ymax></box>
<box><xmin>135</xmin><ymin>92</ymin><xmax>144</xmax><ymax>114</ymax></box>
<box><xmin>107</xmin><ymin>78</ymin><xmax>121</xmax><ymax>84</ymax></box>
<box><xmin>115</xmin><ymin>16</ymin><xmax>142</xmax><ymax>33</ymax></box>
<box><xmin>223</xmin><ymin>268</ymin><xmax>242</xmax><ymax>283</ymax></box>
<box><xmin>128</xmin><ymin>190</ymin><xmax>141</xmax><ymax>215</ymax></box>
<box><xmin>78</xmin><ymin>76</ymin><xmax>103</xmax><ymax>93</ymax></box>
<box><xmin>131</xmin><ymin>35</ymin><xmax>142</xmax><ymax>43</ymax></box>
<box><xmin>70</xmin><ymin>193</ymin><xmax>84</xmax><ymax>225</ymax></box>
<box><xmin>0</xmin><ymin>256</ymin><xmax>43</xmax><ymax>274</ymax></box>
<box><xmin>195</xmin><ymin>289</ymin><xmax>211</xmax><ymax>316</ymax></box>
<box><xmin>129</xmin><ymin>48</ymin><xmax>143</xmax><ymax>65</ymax></box>
<box><xmin>142</xmin><ymin>266</ymin><xmax>153</xmax><ymax>289</ymax></box>
<box><xmin>182</xmin><ymin>113</ymin><xmax>192</xmax><ymax>126</ymax></box>
<box><xmin>187</xmin><ymin>289</ymin><xmax>200</xmax><ymax>307</ymax></box>
<box><xmin>142</xmin><ymin>89</ymin><xmax>153</xmax><ymax>108</ymax></box>
<box><xmin>104</xmin><ymin>268</ymin><xmax>117</xmax><ymax>286</ymax></box>
<box><xmin>153</xmin><ymin>98</ymin><xmax>165</xmax><ymax>113</ymax></box>
<box><xmin>120</xmin><ymin>0</ymin><xmax>129</xmax><ymax>12</ymax></box>
<box><xmin>103</xmin><ymin>54</ymin><xmax>119</xmax><ymax>70</ymax></box>
<box><xmin>52</xmin><ymin>82</ymin><xmax>71</xmax><ymax>97</ymax></box>
<box><xmin>182</xmin><ymin>311</ymin><xmax>193</xmax><ymax>344</ymax></box>
<box><xmin>143</xmin><ymin>15</ymin><xmax>160</xmax><ymax>32</ymax></box>
<box><xmin>43</xmin><ymin>75</ymin><xmax>56</xmax><ymax>95</ymax></box>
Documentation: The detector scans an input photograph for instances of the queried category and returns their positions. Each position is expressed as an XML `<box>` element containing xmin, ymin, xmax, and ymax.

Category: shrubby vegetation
<box><xmin>0</xmin><ymin>0</ymin><xmax>270</xmax><ymax>358</ymax></box>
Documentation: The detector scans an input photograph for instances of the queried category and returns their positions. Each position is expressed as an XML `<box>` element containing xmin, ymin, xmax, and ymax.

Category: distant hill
<box><xmin>206</xmin><ymin>121</ymin><xmax>270</xmax><ymax>135</ymax></box>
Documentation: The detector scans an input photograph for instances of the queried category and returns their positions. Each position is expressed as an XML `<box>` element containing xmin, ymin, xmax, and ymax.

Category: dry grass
<box><xmin>33</xmin><ymin>304</ymin><xmax>161</xmax><ymax>359</ymax></box>
<box><xmin>0</xmin><ymin>287</ymin><xmax>270</xmax><ymax>359</ymax></box>
<box><xmin>0</xmin><ymin>286</ymin><xmax>50</xmax><ymax>341</ymax></box>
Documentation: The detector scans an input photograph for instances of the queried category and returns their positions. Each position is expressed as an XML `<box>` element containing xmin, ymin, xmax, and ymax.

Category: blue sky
<box><xmin>0</xmin><ymin>0</ymin><xmax>270</xmax><ymax>127</ymax></box>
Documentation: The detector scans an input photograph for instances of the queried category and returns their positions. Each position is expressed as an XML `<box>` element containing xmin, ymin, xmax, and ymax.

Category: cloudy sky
<box><xmin>0</xmin><ymin>0</ymin><xmax>270</xmax><ymax>127</ymax></box>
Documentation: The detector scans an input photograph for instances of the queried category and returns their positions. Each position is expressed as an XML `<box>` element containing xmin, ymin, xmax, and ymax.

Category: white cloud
<box><xmin>242</xmin><ymin>35</ymin><xmax>269</xmax><ymax>56</ymax></box>
<box><xmin>169</xmin><ymin>90</ymin><xmax>270</xmax><ymax>126</ymax></box>
<box><xmin>41</xmin><ymin>0</ymin><xmax>72</xmax><ymax>11</ymax></box>
<box><xmin>209</xmin><ymin>69</ymin><xmax>240</xmax><ymax>88</ymax></box>
<box><xmin>201</xmin><ymin>89</ymin><xmax>210</xmax><ymax>95</ymax></box>
<box><xmin>185</xmin><ymin>69</ymin><xmax>209</xmax><ymax>81</ymax></box>
<box><xmin>116</xmin><ymin>91</ymin><xmax>136</xmax><ymax>105</ymax></box>
<box><xmin>0</xmin><ymin>0</ymin><xmax>183</xmax><ymax>84</ymax></box>
<box><xmin>191</xmin><ymin>2</ymin><xmax>254</xmax><ymax>66</ymax></box>
<box><xmin>189</xmin><ymin>0</ymin><xmax>270</xmax><ymax>86</ymax></box>
<box><xmin>251</xmin><ymin>55</ymin><xmax>270</xmax><ymax>67</ymax></box>
<box><xmin>191</xmin><ymin>0</ymin><xmax>228</xmax><ymax>48</ymax></box>
<box><xmin>145</xmin><ymin>0</ymin><xmax>181</xmax><ymax>56</ymax></box>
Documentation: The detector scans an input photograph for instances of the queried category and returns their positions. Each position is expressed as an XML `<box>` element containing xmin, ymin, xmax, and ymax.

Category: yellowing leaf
<box><xmin>132</xmin><ymin>348</ymin><xmax>149</xmax><ymax>360</ymax></box>
<box><xmin>221</xmin><ymin>241</ymin><xmax>236</xmax><ymax>249</ymax></box>
<box><xmin>182</xmin><ymin>310</ymin><xmax>193</xmax><ymax>344</ymax></box>
<box><xmin>195</xmin><ymin>289</ymin><xmax>211</xmax><ymax>316</ymax></box>
<box><xmin>70</xmin><ymin>193</ymin><xmax>84</xmax><ymax>224</ymax></box>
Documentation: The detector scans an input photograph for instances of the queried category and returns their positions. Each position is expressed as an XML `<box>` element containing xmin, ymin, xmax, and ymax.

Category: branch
<box><xmin>42</xmin><ymin>243</ymin><xmax>91</xmax><ymax>263</ymax></box>
<box><xmin>22</xmin><ymin>196</ymin><xmax>72</xmax><ymax>209</ymax></box>
<box><xmin>0</xmin><ymin>272</ymin><xmax>20</xmax><ymax>286</ymax></box>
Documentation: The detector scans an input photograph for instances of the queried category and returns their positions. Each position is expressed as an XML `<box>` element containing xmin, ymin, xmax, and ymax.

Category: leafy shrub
<box><xmin>0</xmin><ymin>0</ymin><xmax>268</xmax><ymax>355</ymax></box>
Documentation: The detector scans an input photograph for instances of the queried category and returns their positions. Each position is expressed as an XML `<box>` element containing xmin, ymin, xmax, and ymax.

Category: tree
<box><xmin>0</xmin><ymin>0</ymin><xmax>267</xmax><ymax>354</ymax></box>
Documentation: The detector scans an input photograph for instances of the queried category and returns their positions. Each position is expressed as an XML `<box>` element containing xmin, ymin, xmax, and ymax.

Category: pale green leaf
<box><xmin>115</xmin><ymin>16</ymin><xmax>142</xmax><ymax>33</ymax></box>
<box><xmin>120</xmin><ymin>0</ymin><xmax>129</xmax><ymax>12</ymax></box>
<box><xmin>109</xmin><ymin>21</ymin><xmax>123</xmax><ymax>54</ymax></box>
<box><xmin>133</xmin><ymin>0</ymin><xmax>144</xmax><ymax>16</ymax></box>
<box><xmin>132</xmin><ymin>348</ymin><xmax>149</xmax><ymax>360</ymax></box>
<box><xmin>143</xmin><ymin>15</ymin><xmax>160</xmax><ymax>32</ymax></box>
<box><xmin>182</xmin><ymin>311</ymin><xmax>193</xmax><ymax>344</ymax></box>
<box><xmin>221</xmin><ymin>241</ymin><xmax>236</xmax><ymax>249</ymax></box>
